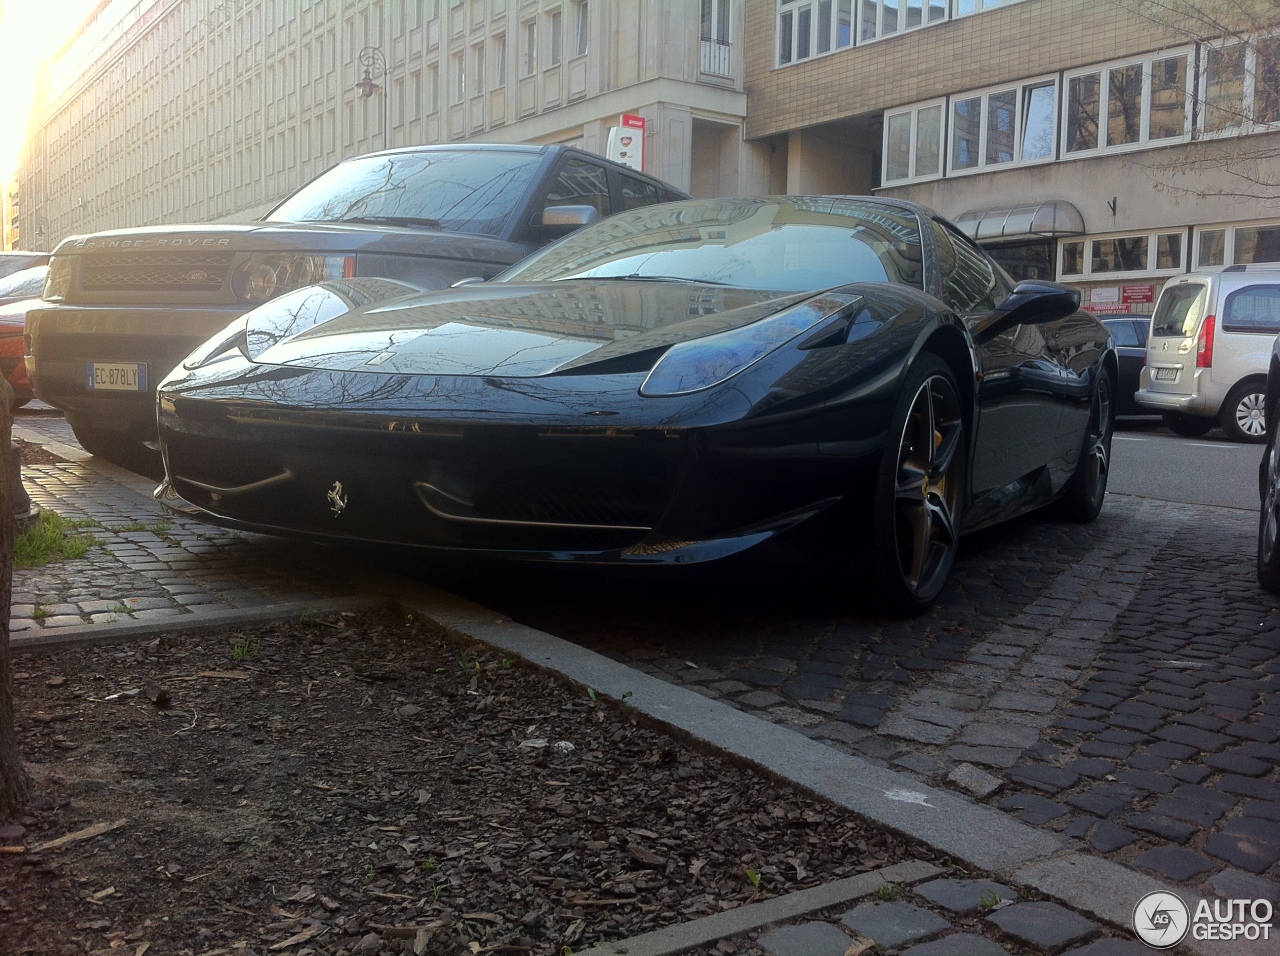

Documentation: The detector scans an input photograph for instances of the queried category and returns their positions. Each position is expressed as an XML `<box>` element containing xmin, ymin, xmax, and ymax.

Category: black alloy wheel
<box><xmin>1221</xmin><ymin>381</ymin><xmax>1268</xmax><ymax>444</ymax></box>
<box><xmin>1162</xmin><ymin>410</ymin><xmax>1215</xmax><ymax>438</ymax></box>
<box><xmin>1053</xmin><ymin>369</ymin><xmax>1114</xmax><ymax>523</ymax></box>
<box><xmin>1258</xmin><ymin>434</ymin><xmax>1280</xmax><ymax>593</ymax></box>
<box><xmin>871</xmin><ymin>354</ymin><xmax>965</xmax><ymax>616</ymax></box>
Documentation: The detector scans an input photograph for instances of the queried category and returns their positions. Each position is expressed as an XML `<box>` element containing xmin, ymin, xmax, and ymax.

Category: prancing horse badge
<box><xmin>327</xmin><ymin>481</ymin><xmax>348</xmax><ymax>516</ymax></box>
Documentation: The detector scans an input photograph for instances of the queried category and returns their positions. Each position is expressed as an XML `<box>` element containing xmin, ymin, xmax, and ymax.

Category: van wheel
<box><xmin>1221</xmin><ymin>382</ymin><xmax>1268</xmax><ymax>443</ymax></box>
<box><xmin>1161</xmin><ymin>411</ymin><xmax>1214</xmax><ymax>438</ymax></box>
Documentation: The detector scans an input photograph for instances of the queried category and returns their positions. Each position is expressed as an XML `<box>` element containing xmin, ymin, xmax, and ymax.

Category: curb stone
<box><xmin>9</xmin><ymin>597</ymin><xmax>373</xmax><ymax>654</ymax></box>
<box><xmin>570</xmin><ymin>860</ymin><xmax>944</xmax><ymax>956</ymax></box>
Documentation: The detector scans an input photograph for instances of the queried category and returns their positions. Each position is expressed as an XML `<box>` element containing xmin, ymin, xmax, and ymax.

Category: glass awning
<box><xmin>953</xmin><ymin>201</ymin><xmax>1085</xmax><ymax>243</ymax></box>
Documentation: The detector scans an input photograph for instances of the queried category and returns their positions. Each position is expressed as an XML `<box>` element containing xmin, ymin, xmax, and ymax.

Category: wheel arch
<box><xmin>918</xmin><ymin>322</ymin><xmax>977</xmax><ymax>428</ymax></box>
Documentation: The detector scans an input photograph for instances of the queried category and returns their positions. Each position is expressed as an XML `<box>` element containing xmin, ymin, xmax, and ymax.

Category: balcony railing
<box><xmin>699</xmin><ymin>38</ymin><xmax>732</xmax><ymax>77</ymax></box>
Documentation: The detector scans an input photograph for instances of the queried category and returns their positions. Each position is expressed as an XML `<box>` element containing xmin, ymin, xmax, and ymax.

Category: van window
<box><xmin>1151</xmin><ymin>283</ymin><xmax>1204</xmax><ymax>337</ymax></box>
<box><xmin>1222</xmin><ymin>285</ymin><xmax>1280</xmax><ymax>333</ymax></box>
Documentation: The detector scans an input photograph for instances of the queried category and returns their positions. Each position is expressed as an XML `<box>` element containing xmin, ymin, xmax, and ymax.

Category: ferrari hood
<box><xmin>243</xmin><ymin>279</ymin><xmax>807</xmax><ymax>377</ymax></box>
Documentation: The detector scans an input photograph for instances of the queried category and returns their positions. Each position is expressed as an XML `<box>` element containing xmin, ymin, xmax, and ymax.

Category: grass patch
<box><xmin>15</xmin><ymin>511</ymin><xmax>102</xmax><ymax>569</ymax></box>
<box><xmin>104</xmin><ymin>519</ymin><xmax>172</xmax><ymax>534</ymax></box>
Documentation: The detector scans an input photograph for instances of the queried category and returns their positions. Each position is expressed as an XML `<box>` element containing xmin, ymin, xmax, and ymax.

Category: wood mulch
<box><xmin>0</xmin><ymin>611</ymin><xmax>942</xmax><ymax>955</ymax></box>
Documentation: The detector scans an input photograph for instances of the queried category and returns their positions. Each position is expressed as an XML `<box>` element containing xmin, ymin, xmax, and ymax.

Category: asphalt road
<box><xmin>1110</xmin><ymin>418</ymin><xmax>1262</xmax><ymax>511</ymax></box>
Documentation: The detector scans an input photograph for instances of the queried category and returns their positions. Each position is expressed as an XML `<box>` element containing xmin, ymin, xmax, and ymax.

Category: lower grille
<box><xmin>416</xmin><ymin>481</ymin><xmax>658</xmax><ymax>530</ymax></box>
<box><xmin>81</xmin><ymin>252</ymin><xmax>233</xmax><ymax>293</ymax></box>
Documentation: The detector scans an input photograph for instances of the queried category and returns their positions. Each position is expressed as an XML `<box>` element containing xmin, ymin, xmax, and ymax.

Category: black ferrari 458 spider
<box><xmin>155</xmin><ymin>196</ymin><xmax>1115</xmax><ymax>614</ymax></box>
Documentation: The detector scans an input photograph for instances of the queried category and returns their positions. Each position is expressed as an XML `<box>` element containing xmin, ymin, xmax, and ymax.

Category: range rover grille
<box><xmin>81</xmin><ymin>252</ymin><xmax>235</xmax><ymax>293</ymax></box>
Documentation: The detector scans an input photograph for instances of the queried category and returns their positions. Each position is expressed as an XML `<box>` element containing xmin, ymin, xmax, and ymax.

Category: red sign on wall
<box><xmin>1122</xmin><ymin>284</ymin><xmax>1156</xmax><ymax>304</ymax></box>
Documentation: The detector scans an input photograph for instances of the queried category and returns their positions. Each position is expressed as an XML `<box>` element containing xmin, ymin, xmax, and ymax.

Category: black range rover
<box><xmin>27</xmin><ymin>143</ymin><xmax>688</xmax><ymax>473</ymax></box>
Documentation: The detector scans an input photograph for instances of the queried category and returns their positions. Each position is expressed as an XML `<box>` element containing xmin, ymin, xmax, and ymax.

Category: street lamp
<box><xmin>355</xmin><ymin>46</ymin><xmax>389</xmax><ymax>150</ymax></box>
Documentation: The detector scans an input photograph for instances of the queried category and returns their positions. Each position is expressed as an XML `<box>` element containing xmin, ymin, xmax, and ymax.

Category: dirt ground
<box><xmin>0</xmin><ymin>611</ymin><xmax>944</xmax><ymax>955</ymax></box>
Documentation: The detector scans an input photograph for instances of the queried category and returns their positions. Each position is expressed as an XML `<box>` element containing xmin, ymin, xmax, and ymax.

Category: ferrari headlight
<box><xmin>640</xmin><ymin>292</ymin><xmax>860</xmax><ymax>397</ymax></box>
<box><xmin>43</xmin><ymin>257</ymin><xmax>73</xmax><ymax>302</ymax></box>
<box><xmin>231</xmin><ymin>254</ymin><xmax>354</xmax><ymax>304</ymax></box>
<box><xmin>182</xmin><ymin>318</ymin><xmax>250</xmax><ymax>370</ymax></box>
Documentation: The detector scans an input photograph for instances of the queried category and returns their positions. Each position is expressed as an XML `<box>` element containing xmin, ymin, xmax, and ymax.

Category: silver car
<box><xmin>1136</xmin><ymin>265</ymin><xmax>1280</xmax><ymax>443</ymax></box>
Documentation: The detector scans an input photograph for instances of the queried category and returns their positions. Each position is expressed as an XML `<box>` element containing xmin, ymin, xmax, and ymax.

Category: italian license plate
<box><xmin>1152</xmin><ymin>367</ymin><xmax>1178</xmax><ymax>382</ymax></box>
<box><xmin>86</xmin><ymin>363</ymin><xmax>147</xmax><ymax>391</ymax></box>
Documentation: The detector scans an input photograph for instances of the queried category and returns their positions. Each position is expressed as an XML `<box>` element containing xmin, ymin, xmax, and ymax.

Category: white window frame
<box><xmin>573</xmin><ymin>0</ymin><xmax>589</xmax><ymax>57</ymax></box>
<box><xmin>1061</xmin><ymin>47</ymin><xmax>1194</xmax><ymax>160</ymax></box>
<box><xmin>547</xmin><ymin>8</ymin><xmax>563</xmax><ymax>67</ymax></box>
<box><xmin>472</xmin><ymin>41</ymin><xmax>485</xmax><ymax>96</ymax></box>
<box><xmin>857</xmin><ymin>0</ymin><xmax>945</xmax><ymax>46</ymax></box>
<box><xmin>1194</xmin><ymin>219</ymin><xmax>1280</xmax><ymax>269</ymax></box>
<box><xmin>451</xmin><ymin>50</ymin><xmax>465</xmax><ymax>104</ymax></box>
<box><xmin>494</xmin><ymin>33</ymin><xmax>507</xmax><ymax>87</ymax></box>
<box><xmin>881</xmin><ymin>97</ymin><xmax>946</xmax><ymax>186</ymax></box>
<box><xmin>953</xmin><ymin>0</ymin><xmax>1025</xmax><ymax>15</ymax></box>
<box><xmin>1198</xmin><ymin>31</ymin><xmax>1280</xmax><ymax>138</ymax></box>
<box><xmin>521</xmin><ymin>19</ymin><xmax>537</xmax><ymax>77</ymax></box>
<box><xmin>776</xmin><ymin>0</ymin><xmax>853</xmax><ymax>67</ymax></box>
<box><xmin>1057</xmin><ymin>230</ymin><xmax>1187</xmax><ymax>281</ymax></box>
<box><xmin>946</xmin><ymin>74</ymin><xmax>1058</xmax><ymax>177</ymax></box>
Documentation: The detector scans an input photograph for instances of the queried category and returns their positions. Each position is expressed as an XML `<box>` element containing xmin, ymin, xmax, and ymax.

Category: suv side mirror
<box><xmin>540</xmin><ymin>205</ymin><xmax>600</xmax><ymax>231</ymax></box>
<box><xmin>974</xmin><ymin>280</ymin><xmax>1081</xmax><ymax>340</ymax></box>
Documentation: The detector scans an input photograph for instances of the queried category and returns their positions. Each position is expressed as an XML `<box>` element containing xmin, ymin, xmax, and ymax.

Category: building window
<box><xmin>521</xmin><ymin>19</ymin><xmax>536</xmax><ymax>76</ymax></box>
<box><xmin>1064</xmin><ymin>50</ymin><xmax>1191</xmax><ymax>156</ymax></box>
<box><xmin>777</xmin><ymin>0</ymin><xmax>852</xmax><ymax>65</ymax></box>
<box><xmin>429</xmin><ymin>63</ymin><xmax>439</xmax><ymax>112</ymax></box>
<box><xmin>859</xmin><ymin>0</ymin><xmax>943</xmax><ymax>44</ymax></box>
<box><xmin>948</xmin><ymin>77</ymin><xmax>1057</xmax><ymax>174</ymax></box>
<box><xmin>1201</xmin><ymin>33</ymin><xmax>1280</xmax><ymax>134</ymax></box>
<box><xmin>1058</xmin><ymin>231</ymin><xmax>1185</xmax><ymax>279</ymax></box>
<box><xmin>1196</xmin><ymin>220</ymin><xmax>1280</xmax><ymax>268</ymax></box>
<box><xmin>701</xmin><ymin>0</ymin><xmax>731</xmax><ymax>75</ymax></box>
<box><xmin>548</xmin><ymin>9</ymin><xmax>562</xmax><ymax>67</ymax></box>
<box><xmin>573</xmin><ymin>0</ymin><xmax>589</xmax><ymax>57</ymax></box>
<box><xmin>452</xmin><ymin>51</ymin><xmax>465</xmax><ymax>103</ymax></box>
<box><xmin>954</xmin><ymin>0</ymin><xmax>1025</xmax><ymax>14</ymax></box>
<box><xmin>472</xmin><ymin>42</ymin><xmax>485</xmax><ymax>95</ymax></box>
<box><xmin>882</xmin><ymin>99</ymin><xmax>944</xmax><ymax>185</ymax></box>
<box><xmin>494</xmin><ymin>34</ymin><xmax>507</xmax><ymax>86</ymax></box>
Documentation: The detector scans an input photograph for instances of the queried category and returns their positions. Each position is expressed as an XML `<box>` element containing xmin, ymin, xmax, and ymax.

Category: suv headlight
<box><xmin>640</xmin><ymin>292</ymin><xmax>861</xmax><ymax>397</ymax></box>
<box><xmin>231</xmin><ymin>254</ymin><xmax>354</xmax><ymax>304</ymax></box>
<box><xmin>43</xmin><ymin>257</ymin><xmax>73</xmax><ymax>302</ymax></box>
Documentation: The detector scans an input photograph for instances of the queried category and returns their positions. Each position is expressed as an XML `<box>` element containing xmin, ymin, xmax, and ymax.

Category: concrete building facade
<box><xmin>18</xmin><ymin>0</ymin><xmax>1280</xmax><ymax>313</ymax></box>
<box><xmin>19</xmin><ymin>0</ymin><xmax>768</xmax><ymax>249</ymax></box>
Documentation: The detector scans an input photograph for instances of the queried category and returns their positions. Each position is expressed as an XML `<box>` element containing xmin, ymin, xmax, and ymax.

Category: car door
<box><xmin>930</xmin><ymin>220</ymin><xmax>1065</xmax><ymax>504</ymax></box>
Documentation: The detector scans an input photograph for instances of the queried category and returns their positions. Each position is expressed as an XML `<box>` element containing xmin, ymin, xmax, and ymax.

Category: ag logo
<box><xmin>1133</xmin><ymin>891</ymin><xmax>1189</xmax><ymax>948</ymax></box>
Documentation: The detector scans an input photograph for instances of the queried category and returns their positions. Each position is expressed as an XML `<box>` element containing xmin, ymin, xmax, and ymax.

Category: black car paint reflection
<box><xmin>156</xmin><ymin>197</ymin><xmax>1115</xmax><ymax>614</ymax></box>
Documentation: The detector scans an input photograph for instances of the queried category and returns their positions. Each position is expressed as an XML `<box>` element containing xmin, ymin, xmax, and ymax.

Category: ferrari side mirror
<box><xmin>975</xmin><ymin>280</ymin><xmax>1081</xmax><ymax>340</ymax></box>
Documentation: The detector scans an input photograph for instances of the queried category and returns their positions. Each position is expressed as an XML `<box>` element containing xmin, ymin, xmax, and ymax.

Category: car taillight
<box><xmin>1196</xmin><ymin>315</ymin><xmax>1215</xmax><ymax>369</ymax></box>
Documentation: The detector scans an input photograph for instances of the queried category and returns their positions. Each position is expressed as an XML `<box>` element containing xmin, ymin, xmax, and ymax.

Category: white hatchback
<box><xmin>1136</xmin><ymin>265</ymin><xmax>1280</xmax><ymax>443</ymax></box>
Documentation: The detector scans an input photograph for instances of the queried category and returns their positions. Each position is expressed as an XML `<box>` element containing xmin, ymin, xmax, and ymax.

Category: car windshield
<box><xmin>0</xmin><ymin>266</ymin><xmax>47</xmax><ymax>299</ymax></box>
<box><xmin>265</xmin><ymin>149</ymin><xmax>543</xmax><ymax>238</ymax></box>
<box><xmin>497</xmin><ymin>197</ymin><xmax>925</xmax><ymax>293</ymax></box>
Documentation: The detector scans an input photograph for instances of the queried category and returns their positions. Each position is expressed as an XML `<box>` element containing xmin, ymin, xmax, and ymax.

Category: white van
<box><xmin>1136</xmin><ymin>265</ymin><xmax>1280</xmax><ymax>442</ymax></box>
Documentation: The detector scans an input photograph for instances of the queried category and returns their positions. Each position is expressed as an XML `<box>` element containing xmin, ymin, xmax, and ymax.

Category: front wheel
<box><xmin>1052</xmin><ymin>369</ymin><xmax>1114</xmax><ymax>523</ymax></box>
<box><xmin>1221</xmin><ymin>382</ymin><xmax>1267</xmax><ymax>444</ymax></box>
<box><xmin>870</xmin><ymin>355</ymin><xmax>966</xmax><ymax>617</ymax></box>
<box><xmin>1259</xmin><ymin>436</ymin><xmax>1280</xmax><ymax>593</ymax></box>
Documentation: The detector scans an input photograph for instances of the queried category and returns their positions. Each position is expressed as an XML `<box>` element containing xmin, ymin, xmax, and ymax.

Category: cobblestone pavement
<box><xmin>446</xmin><ymin>496</ymin><xmax>1280</xmax><ymax>914</ymax></box>
<box><xmin>10</xmin><ymin>407</ymin><xmax>1280</xmax><ymax>952</ymax></box>
<box><xmin>11</xmin><ymin>410</ymin><xmax>362</xmax><ymax>632</ymax></box>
